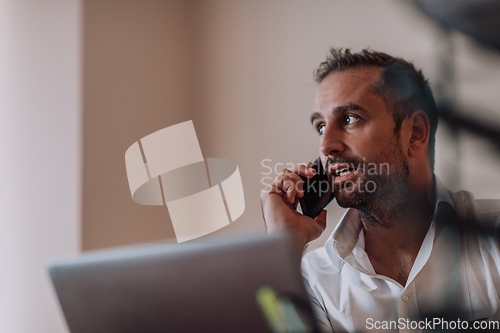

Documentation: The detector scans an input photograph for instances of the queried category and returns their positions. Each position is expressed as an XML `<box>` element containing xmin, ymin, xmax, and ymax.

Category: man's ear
<box><xmin>408</xmin><ymin>110</ymin><xmax>430</xmax><ymax>159</ymax></box>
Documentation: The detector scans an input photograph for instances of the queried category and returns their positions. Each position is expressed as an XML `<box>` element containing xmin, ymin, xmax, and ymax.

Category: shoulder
<box><xmin>448</xmin><ymin>190</ymin><xmax>500</xmax><ymax>230</ymax></box>
<box><xmin>450</xmin><ymin>190</ymin><xmax>500</xmax><ymax>213</ymax></box>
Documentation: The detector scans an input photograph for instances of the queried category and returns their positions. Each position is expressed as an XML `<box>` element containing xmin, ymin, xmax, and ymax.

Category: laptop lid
<box><xmin>48</xmin><ymin>232</ymin><xmax>320</xmax><ymax>333</ymax></box>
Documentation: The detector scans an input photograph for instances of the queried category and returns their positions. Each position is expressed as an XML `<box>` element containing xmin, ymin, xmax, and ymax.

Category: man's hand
<box><xmin>260</xmin><ymin>162</ymin><xmax>327</xmax><ymax>255</ymax></box>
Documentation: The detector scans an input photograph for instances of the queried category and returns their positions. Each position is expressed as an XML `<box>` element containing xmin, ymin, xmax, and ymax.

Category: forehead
<box><xmin>314</xmin><ymin>67</ymin><xmax>383</xmax><ymax>112</ymax></box>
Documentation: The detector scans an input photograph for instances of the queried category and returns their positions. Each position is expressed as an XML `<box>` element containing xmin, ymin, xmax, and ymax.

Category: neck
<box><xmin>361</xmin><ymin>172</ymin><xmax>435</xmax><ymax>285</ymax></box>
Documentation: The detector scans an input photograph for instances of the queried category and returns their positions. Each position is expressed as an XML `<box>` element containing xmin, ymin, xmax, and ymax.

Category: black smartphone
<box><xmin>298</xmin><ymin>158</ymin><xmax>335</xmax><ymax>219</ymax></box>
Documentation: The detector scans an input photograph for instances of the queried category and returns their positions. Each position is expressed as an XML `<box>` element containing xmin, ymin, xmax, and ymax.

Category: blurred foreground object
<box><xmin>415</xmin><ymin>0</ymin><xmax>500</xmax><ymax>51</ymax></box>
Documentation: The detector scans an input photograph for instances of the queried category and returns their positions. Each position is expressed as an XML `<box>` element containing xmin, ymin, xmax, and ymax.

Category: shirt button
<box><xmin>402</xmin><ymin>295</ymin><xmax>409</xmax><ymax>302</ymax></box>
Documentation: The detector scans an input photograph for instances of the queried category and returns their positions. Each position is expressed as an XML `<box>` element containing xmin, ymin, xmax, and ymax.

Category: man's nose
<box><xmin>320</xmin><ymin>126</ymin><xmax>345</xmax><ymax>156</ymax></box>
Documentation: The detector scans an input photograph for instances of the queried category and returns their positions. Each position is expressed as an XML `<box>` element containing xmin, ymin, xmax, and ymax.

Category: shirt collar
<box><xmin>435</xmin><ymin>176</ymin><xmax>455</xmax><ymax>208</ymax></box>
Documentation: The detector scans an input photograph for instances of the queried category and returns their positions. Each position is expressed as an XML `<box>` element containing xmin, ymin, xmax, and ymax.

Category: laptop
<box><xmin>48</xmin><ymin>232</ymin><xmax>320</xmax><ymax>333</ymax></box>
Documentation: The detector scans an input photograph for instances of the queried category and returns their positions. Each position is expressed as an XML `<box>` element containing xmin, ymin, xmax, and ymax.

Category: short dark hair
<box><xmin>314</xmin><ymin>48</ymin><xmax>438</xmax><ymax>170</ymax></box>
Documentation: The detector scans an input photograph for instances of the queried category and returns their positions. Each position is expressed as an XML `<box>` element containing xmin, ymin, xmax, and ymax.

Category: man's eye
<box><xmin>318</xmin><ymin>124</ymin><xmax>325</xmax><ymax>135</ymax></box>
<box><xmin>345</xmin><ymin>115</ymin><xmax>359</xmax><ymax>125</ymax></box>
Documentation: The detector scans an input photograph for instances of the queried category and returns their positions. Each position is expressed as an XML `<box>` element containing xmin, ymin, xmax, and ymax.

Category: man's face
<box><xmin>311</xmin><ymin>67</ymin><xmax>410</xmax><ymax>211</ymax></box>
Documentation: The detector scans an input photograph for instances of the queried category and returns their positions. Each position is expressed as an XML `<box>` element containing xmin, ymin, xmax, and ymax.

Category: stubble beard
<box><xmin>332</xmin><ymin>135</ymin><xmax>411</xmax><ymax>222</ymax></box>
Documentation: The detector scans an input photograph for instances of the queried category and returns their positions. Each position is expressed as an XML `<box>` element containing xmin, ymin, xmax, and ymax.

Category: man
<box><xmin>260</xmin><ymin>48</ymin><xmax>500</xmax><ymax>332</ymax></box>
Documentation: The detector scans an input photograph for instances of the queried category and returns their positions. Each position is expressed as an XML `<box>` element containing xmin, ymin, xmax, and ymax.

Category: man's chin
<box><xmin>334</xmin><ymin>187</ymin><xmax>370</xmax><ymax>209</ymax></box>
<box><xmin>335</xmin><ymin>193</ymin><xmax>357</xmax><ymax>209</ymax></box>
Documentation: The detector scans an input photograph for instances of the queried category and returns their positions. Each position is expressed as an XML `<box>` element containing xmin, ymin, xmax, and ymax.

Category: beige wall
<box><xmin>83</xmin><ymin>0</ymin><xmax>500</xmax><ymax>252</ymax></box>
<box><xmin>83</xmin><ymin>0</ymin><xmax>196</xmax><ymax>249</ymax></box>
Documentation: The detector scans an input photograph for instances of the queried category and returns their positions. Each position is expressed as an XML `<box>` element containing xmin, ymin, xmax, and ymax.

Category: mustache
<box><xmin>324</xmin><ymin>156</ymin><xmax>364</xmax><ymax>170</ymax></box>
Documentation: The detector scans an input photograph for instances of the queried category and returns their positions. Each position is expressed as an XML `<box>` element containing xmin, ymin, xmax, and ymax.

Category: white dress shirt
<box><xmin>302</xmin><ymin>178</ymin><xmax>500</xmax><ymax>333</ymax></box>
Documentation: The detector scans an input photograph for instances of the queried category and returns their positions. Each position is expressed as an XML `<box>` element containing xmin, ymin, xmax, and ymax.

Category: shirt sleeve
<box><xmin>302</xmin><ymin>277</ymin><xmax>334</xmax><ymax>333</ymax></box>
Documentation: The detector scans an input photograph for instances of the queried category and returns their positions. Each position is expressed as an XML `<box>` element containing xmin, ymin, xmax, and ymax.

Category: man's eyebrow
<box><xmin>310</xmin><ymin>104</ymin><xmax>367</xmax><ymax>124</ymax></box>
<box><xmin>310</xmin><ymin>112</ymin><xmax>322</xmax><ymax>125</ymax></box>
<box><xmin>334</xmin><ymin>104</ymin><xmax>367</xmax><ymax>114</ymax></box>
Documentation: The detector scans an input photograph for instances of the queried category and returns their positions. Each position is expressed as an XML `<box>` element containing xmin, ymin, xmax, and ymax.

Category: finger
<box><xmin>273</xmin><ymin>166</ymin><xmax>313</xmax><ymax>202</ymax></box>
<box><xmin>284</xmin><ymin>169</ymin><xmax>305</xmax><ymax>196</ymax></box>
<box><xmin>276</xmin><ymin>170</ymin><xmax>301</xmax><ymax>197</ymax></box>
<box><xmin>293</xmin><ymin>163</ymin><xmax>317</xmax><ymax>178</ymax></box>
<box><xmin>262</xmin><ymin>183</ymin><xmax>286</xmax><ymax>202</ymax></box>
<box><xmin>266</xmin><ymin>175</ymin><xmax>297</xmax><ymax>206</ymax></box>
<box><xmin>269</xmin><ymin>184</ymin><xmax>285</xmax><ymax>196</ymax></box>
<box><xmin>282</xmin><ymin>178</ymin><xmax>299</xmax><ymax>204</ymax></box>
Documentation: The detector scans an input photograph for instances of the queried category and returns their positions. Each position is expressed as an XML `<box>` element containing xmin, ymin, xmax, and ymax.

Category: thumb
<box><xmin>314</xmin><ymin>210</ymin><xmax>327</xmax><ymax>230</ymax></box>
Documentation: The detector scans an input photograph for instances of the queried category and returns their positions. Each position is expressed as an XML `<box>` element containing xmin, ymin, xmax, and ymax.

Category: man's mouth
<box><xmin>330</xmin><ymin>164</ymin><xmax>358</xmax><ymax>183</ymax></box>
